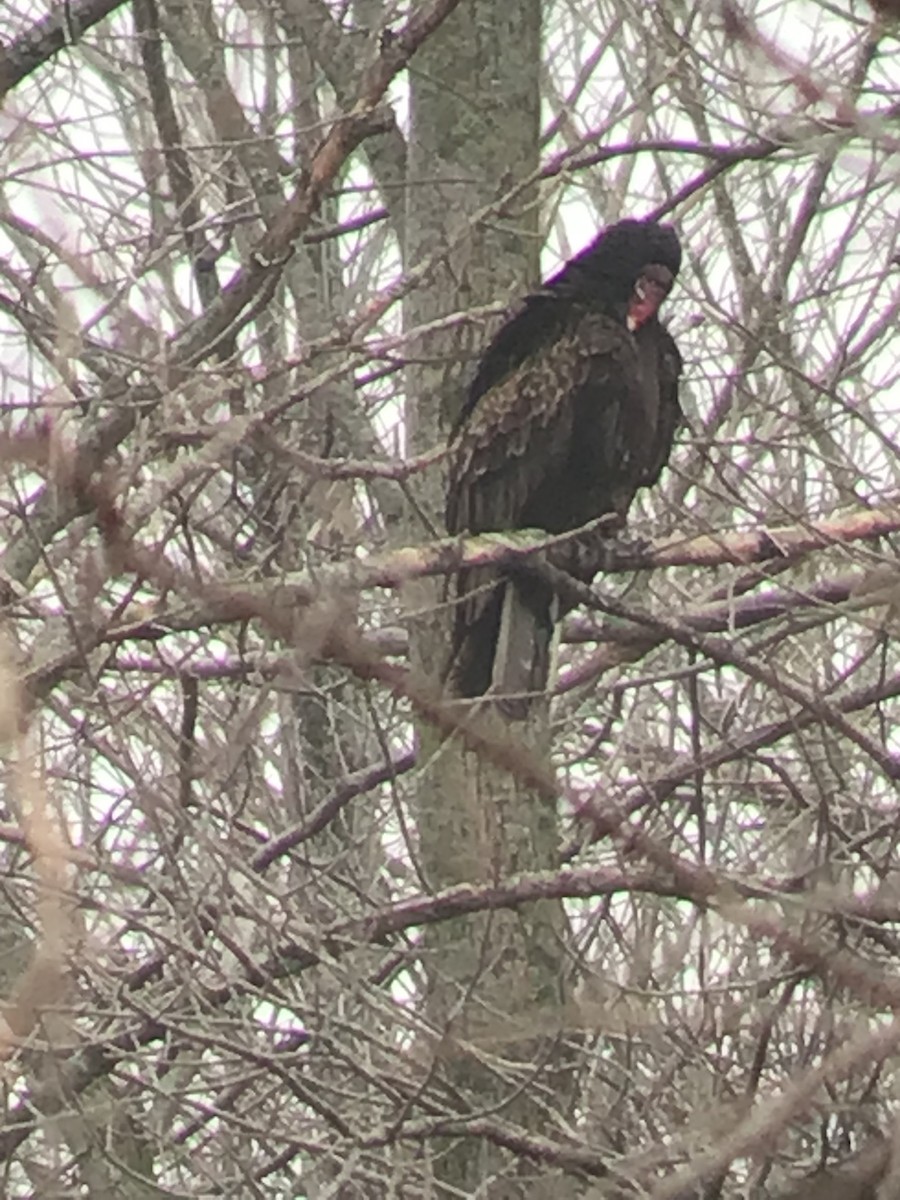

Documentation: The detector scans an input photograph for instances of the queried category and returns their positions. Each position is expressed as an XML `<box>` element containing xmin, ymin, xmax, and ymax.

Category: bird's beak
<box><xmin>627</xmin><ymin>268</ymin><xmax>672</xmax><ymax>331</ymax></box>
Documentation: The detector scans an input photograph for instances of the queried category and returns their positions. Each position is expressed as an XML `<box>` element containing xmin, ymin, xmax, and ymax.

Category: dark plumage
<box><xmin>445</xmin><ymin>218</ymin><xmax>683</xmax><ymax>716</ymax></box>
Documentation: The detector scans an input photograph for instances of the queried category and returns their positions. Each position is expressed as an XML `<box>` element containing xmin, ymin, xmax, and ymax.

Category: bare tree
<box><xmin>1</xmin><ymin>0</ymin><xmax>900</xmax><ymax>1197</ymax></box>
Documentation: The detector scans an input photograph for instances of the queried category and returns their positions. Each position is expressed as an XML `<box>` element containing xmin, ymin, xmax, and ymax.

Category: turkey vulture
<box><xmin>445</xmin><ymin>218</ymin><xmax>683</xmax><ymax>716</ymax></box>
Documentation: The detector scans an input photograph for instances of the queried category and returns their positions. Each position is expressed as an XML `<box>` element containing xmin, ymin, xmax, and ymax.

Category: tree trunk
<box><xmin>405</xmin><ymin>3</ymin><xmax>580</xmax><ymax>1193</ymax></box>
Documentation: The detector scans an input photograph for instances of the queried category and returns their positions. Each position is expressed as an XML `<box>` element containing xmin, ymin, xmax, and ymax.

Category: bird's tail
<box><xmin>492</xmin><ymin>575</ymin><xmax>556</xmax><ymax>718</ymax></box>
<box><xmin>448</xmin><ymin>572</ymin><xmax>556</xmax><ymax>719</ymax></box>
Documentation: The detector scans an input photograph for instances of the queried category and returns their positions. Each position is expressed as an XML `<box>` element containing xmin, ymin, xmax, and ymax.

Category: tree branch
<box><xmin>0</xmin><ymin>0</ymin><xmax>465</xmax><ymax>598</ymax></box>
<box><xmin>0</xmin><ymin>0</ymin><xmax>127</xmax><ymax>99</ymax></box>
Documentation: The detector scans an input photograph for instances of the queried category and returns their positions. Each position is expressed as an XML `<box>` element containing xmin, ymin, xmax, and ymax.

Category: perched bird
<box><xmin>445</xmin><ymin>218</ymin><xmax>683</xmax><ymax>716</ymax></box>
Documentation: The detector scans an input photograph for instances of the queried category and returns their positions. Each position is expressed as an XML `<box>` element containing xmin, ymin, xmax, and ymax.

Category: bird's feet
<box><xmin>590</xmin><ymin>532</ymin><xmax>654</xmax><ymax>574</ymax></box>
<box><xmin>547</xmin><ymin>531</ymin><xmax>652</xmax><ymax>581</ymax></box>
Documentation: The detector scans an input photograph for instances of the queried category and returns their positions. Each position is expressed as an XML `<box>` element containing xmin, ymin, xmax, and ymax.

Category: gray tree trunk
<box><xmin>404</xmin><ymin>4</ymin><xmax>580</xmax><ymax>1194</ymax></box>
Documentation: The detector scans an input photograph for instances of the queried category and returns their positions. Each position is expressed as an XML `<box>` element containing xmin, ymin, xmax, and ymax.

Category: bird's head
<box><xmin>552</xmin><ymin>219</ymin><xmax>681</xmax><ymax>317</ymax></box>
<box><xmin>626</xmin><ymin>262</ymin><xmax>676</xmax><ymax>331</ymax></box>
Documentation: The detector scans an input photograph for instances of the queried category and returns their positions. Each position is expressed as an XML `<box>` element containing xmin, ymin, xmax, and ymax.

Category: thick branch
<box><xmin>179</xmin><ymin>502</ymin><xmax>900</xmax><ymax>597</ymax></box>
<box><xmin>0</xmin><ymin>0</ymin><xmax>127</xmax><ymax>98</ymax></box>
<box><xmin>223</xmin><ymin>503</ymin><xmax>900</xmax><ymax>594</ymax></box>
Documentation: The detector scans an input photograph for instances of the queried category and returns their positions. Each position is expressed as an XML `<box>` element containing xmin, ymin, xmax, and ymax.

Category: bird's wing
<box><xmin>445</xmin><ymin>314</ymin><xmax>640</xmax><ymax>702</ymax></box>
<box><xmin>447</xmin><ymin>315</ymin><xmax>639</xmax><ymax>535</ymax></box>
<box><xmin>444</xmin><ymin>317</ymin><xmax>583</xmax><ymax>700</ymax></box>
<box><xmin>512</xmin><ymin>313</ymin><xmax>662</xmax><ymax>532</ymax></box>
<box><xmin>447</xmin><ymin>326</ymin><xmax>581</xmax><ymax>535</ymax></box>
<box><xmin>450</xmin><ymin>292</ymin><xmax>568</xmax><ymax>439</ymax></box>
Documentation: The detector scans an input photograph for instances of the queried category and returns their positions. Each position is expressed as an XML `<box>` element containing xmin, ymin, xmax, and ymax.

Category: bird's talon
<box><xmin>597</xmin><ymin>534</ymin><xmax>653</xmax><ymax>571</ymax></box>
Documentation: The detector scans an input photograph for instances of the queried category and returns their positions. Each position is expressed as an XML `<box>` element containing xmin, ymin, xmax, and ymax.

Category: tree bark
<box><xmin>405</xmin><ymin>3</ymin><xmax>580</xmax><ymax>1194</ymax></box>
